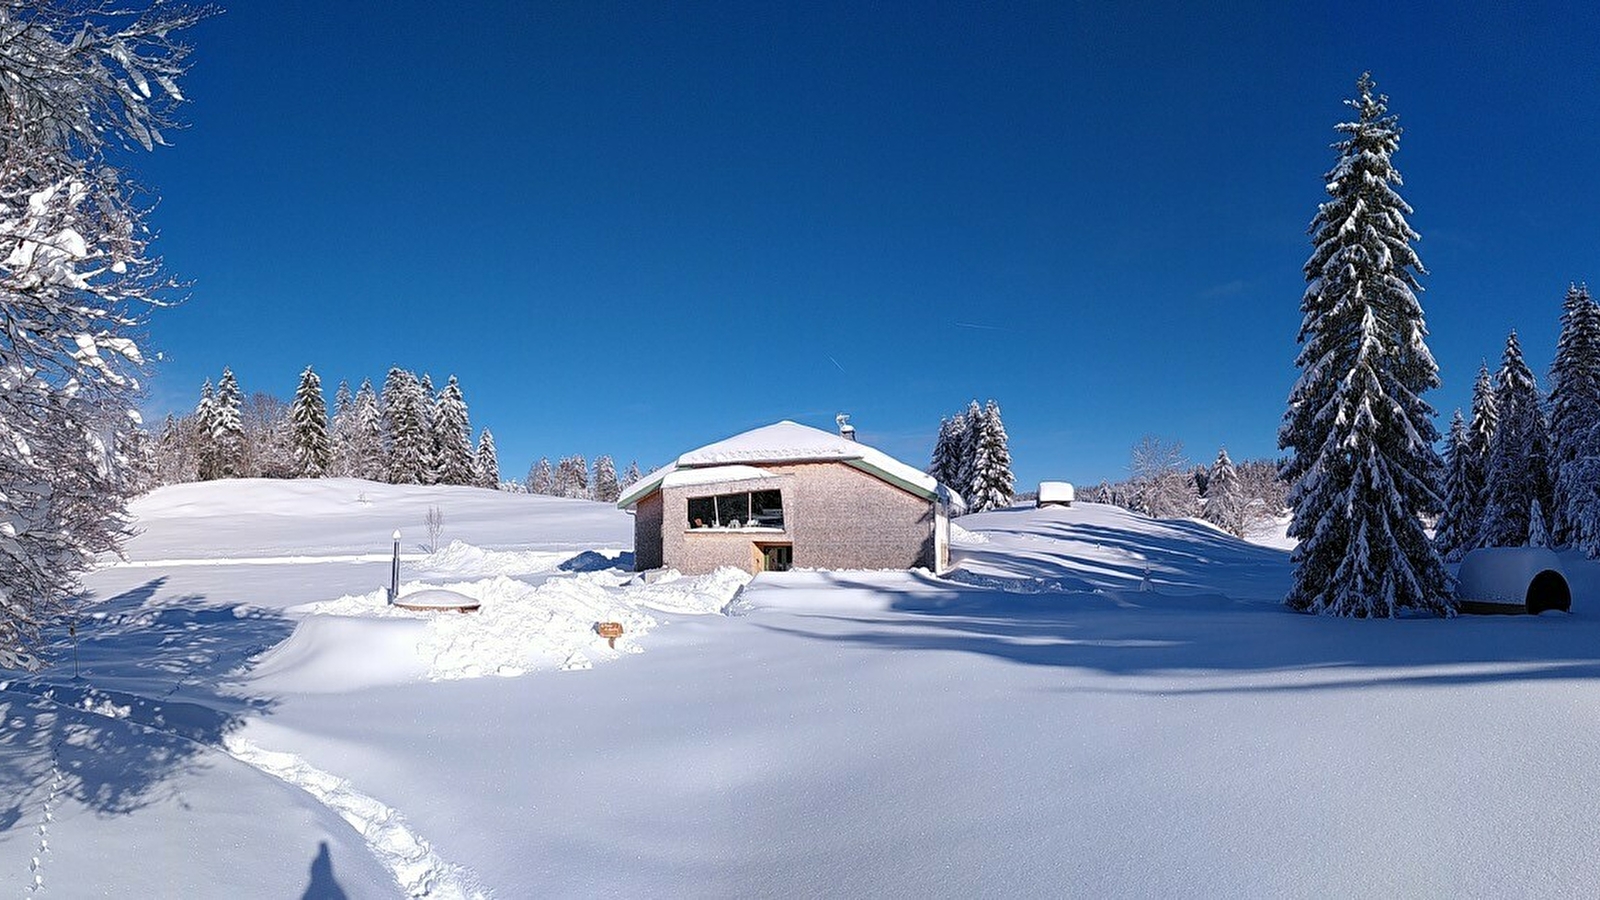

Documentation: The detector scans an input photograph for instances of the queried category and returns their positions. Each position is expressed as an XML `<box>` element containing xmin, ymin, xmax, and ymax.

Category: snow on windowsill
<box><xmin>684</xmin><ymin>526</ymin><xmax>787</xmax><ymax>535</ymax></box>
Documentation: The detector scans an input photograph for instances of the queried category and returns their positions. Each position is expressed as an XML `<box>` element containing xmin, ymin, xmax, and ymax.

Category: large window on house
<box><xmin>687</xmin><ymin>489</ymin><xmax>784</xmax><ymax>529</ymax></box>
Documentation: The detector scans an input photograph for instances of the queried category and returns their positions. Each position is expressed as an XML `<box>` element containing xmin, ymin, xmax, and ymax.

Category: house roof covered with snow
<box><xmin>617</xmin><ymin>420</ymin><xmax>960</xmax><ymax>509</ymax></box>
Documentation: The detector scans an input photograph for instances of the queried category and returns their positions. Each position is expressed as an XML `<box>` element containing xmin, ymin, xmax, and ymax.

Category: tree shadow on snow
<box><xmin>753</xmin><ymin>513</ymin><xmax>1600</xmax><ymax>692</ymax></box>
<box><xmin>0</xmin><ymin>577</ymin><xmax>293</xmax><ymax>832</ymax></box>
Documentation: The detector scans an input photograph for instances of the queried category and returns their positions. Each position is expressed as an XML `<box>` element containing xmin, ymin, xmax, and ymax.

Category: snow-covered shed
<box><xmin>617</xmin><ymin>421</ymin><xmax>964</xmax><ymax>575</ymax></box>
<box><xmin>1457</xmin><ymin>547</ymin><xmax>1572</xmax><ymax>615</ymax></box>
<box><xmin>1037</xmin><ymin>481</ymin><xmax>1074</xmax><ymax>508</ymax></box>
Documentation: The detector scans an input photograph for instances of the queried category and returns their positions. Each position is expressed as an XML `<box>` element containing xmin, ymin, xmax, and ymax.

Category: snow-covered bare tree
<box><xmin>965</xmin><ymin>400</ymin><xmax>1014</xmax><ymax>512</ymax></box>
<box><xmin>240</xmin><ymin>391</ymin><xmax>293</xmax><ymax>478</ymax></box>
<box><xmin>0</xmin><ymin>0</ymin><xmax>211</xmax><ymax>668</ymax></box>
<box><xmin>153</xmin><ymin>412</ymin><xmax>197</xmax><ymax>485</ymax></box>
<box><xmin>1202</xmin><ymin>447</ymin><xmax>1247</xmax><ymax>537</ymax></box>
<box><xmin>1128</xmin><ymin>436</ymin><xmax>1196</xmax><ymax>519</ymax></box>
<box><xmin>527</xmin><ymin>457</ymin><xmax>554</xmax><ymax>495</ymax></box>
<box><xmin>1548</xmin><ymin>284</ymin><xmax>1600</xmax><ymax>546</ymax></box>
<box><xmin>1478</xmin><ymin>330</ymin><xmax>1553</xmax><ymax>548</ymax></box>
<box><xmin>1434</xmin><ymin>409</ymin><xmax>1475</xmax><ymax>561</ymax></box>
<box><xmin>431</xmin><ymin>375</ymin><xmax>474</xmax><ymax>486</ymax></box>
<box><xmin>473</xmin><ymin>428</ymin><xmax>498</xmax><ymax>489</ymax></box>
<box><xmin>1278</xmin><ymin>73</ymin><xmax>1452</xmax><ymax>617</ymax></box>
<box><xmin>592</xmin><ymin>454</ymin><xmax>620</xmax><ymax>503</ymax></box>
<box><xmin>289</xmin><ymin>365</ymin><xmax>331</xmax><ymax>477</ymax></box>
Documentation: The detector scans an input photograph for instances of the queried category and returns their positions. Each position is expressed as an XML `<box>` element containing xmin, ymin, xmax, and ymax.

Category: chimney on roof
<box><xmin>836</xmin><ymin>413</ymin><xmax>856</xmax><ymax>441</ymax></box>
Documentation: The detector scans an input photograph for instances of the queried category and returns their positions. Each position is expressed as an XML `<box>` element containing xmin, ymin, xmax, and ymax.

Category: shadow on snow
<box><xmin>0</xmin><ymin>576</ymin><xmax>293</xmax><ymax>832</ymax></box>
<box><xmin>753</xmin><ymin>510</ymin><xmax>1600</xmax><ymax>690</ymax></box>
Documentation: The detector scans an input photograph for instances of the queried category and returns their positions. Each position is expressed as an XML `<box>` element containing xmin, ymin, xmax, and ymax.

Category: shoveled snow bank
<box><xmin>415</xmin><ymin>541</ymin><xmax>592</xmax><ymax>577</ymax></box>
<box><xmin>255</xmin><ymin>567</ymin><xmax>750</xmax><ymax>686</ymax></box>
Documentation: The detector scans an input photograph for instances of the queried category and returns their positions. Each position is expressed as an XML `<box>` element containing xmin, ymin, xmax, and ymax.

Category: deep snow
<box><xmin>5</xmin><ymin>480</ymin><xmax>1600</xmax><ymax>897</ymax></box>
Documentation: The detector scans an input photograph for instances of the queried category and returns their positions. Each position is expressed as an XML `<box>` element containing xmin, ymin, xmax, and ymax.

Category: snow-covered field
<box><xmin>6</xmin><ymin>480</ymin><xmax>1600</xmax><ymax>897</ymax></box>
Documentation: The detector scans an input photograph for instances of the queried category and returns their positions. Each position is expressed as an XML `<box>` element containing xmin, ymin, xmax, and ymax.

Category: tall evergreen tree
<box><xmin>432</xmin><ymin>375</ymin><xmax>475</xmax><ymax>485</ymax></box>
<box><xmin>1203</xmin><ymin>447</ymin><xmax>1247</xmax><ymax>537</ymax></box>
<box><xmin>1456</xmin><ymin>362</ymin><xmax>1500</xmax><ymax>551</ymax></box>
<box><xmin>966</xmin><ymin>400</ymin><xmax>1014</xmax><ymax>512</ymax></box>
<box><xmin>955</xmin><ymin>400</ymin><xmax>982</xmax><ymax>506</ymax></box>
<box><xmin>592</xmin><ymin>455</ymin><xmax>621</xmax><ymax>503</ymax></box>
<box><xmin>349</xmin><ymin>379</ymin><xmax>386</xmax><ymax>481</ymax></box>
<box><xmin>289</xmin><ymin>366</ymin><xmax>332</xmax><ymax>478</ymax></box>
<box><xmin>473</xmin><ymin>428</ymin><xmax>499</xmax><ymax>489</ymax></box>
<box><xmin>381</xmin><ymin>368</ymin><xmax>430</xmax><ymax>484</ymax></box>
<box><xmin>1548</xmin><ymin>284</ymin><xmax>1600</xmax><ymax>545</ymax></box>
<box><xmin>1479</xmin><ymin>330</ymin><xmax>1553</xmax><ymax>547</ymax></box>
<box><xmin>329</xmin><ymin>379</ymin><xmax>355</xmax><ymax>476</ymax></box>
<box><xmin>1434</xmin><ymin>409</ymin><xmax>1474</xmax><ymax>560</ymax></box>
<box><xmin>194</xmin><ymin>379</ymin><xmax>218</xmax><ymax>480</ymax></box>
<box><xmin>213</xmin><ymin>368</ymin><xmax>245</xmax><ymax>479</ymax></box>
<box><xmin>621</xmin><ymin>460</ymin><xmax>643</xmax><ymax>491</ymax></box>
<box><xmin>929</xmin><ymin>416</ymin><xmax>964</xmax><ymax>490</ymax></box>
<box><xmin>1279</xmin><ymin>74</ymin><xmax>1452</xmax><ymax>617</ymax></box>
<box><xmin>418</xmin><ymin>373</ymin><xmax>439</xmax><ymax>483</ymax></box>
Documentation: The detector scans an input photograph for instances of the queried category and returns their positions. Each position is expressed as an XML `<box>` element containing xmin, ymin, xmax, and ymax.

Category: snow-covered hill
<box><xmin>7</xmin><ymin>484</ymin><xmax>1600</xmax><ymax>897</ymax></box>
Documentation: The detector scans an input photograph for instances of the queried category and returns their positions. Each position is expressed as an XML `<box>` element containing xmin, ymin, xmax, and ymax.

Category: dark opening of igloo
<box><xmin>1526</xmin><ymin>570</ymin><xmax>1572</xmax><ymax>615</ymax></box>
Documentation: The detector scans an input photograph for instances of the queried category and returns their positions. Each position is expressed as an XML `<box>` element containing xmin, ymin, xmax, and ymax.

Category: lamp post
<box><xmin>389</xmin><ymin>529</ymin><xmax>401</xmax><ymax>604</ymax></box>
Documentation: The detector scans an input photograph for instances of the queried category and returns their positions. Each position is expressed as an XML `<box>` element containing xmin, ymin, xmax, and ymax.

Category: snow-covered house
<box><xmin>1037</xmin><ymin>481</ymin><xmax>1074</xmax><ymax>508</ymax></box>
<box><xmin>617</xmin><ymin>420</ymin><xmax>963</xmax><ymax>575</ymax></box>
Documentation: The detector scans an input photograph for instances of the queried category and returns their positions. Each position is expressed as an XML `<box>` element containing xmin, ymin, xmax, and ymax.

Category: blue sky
<box><xmin>135</xmin><ymin>1</ymin><xmax>1600</xmax><ymax>487</ymax></box>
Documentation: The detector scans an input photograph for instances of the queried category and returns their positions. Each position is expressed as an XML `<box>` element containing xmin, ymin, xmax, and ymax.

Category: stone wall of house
<box><xmin>633</xmin><ymin>491</ymin><xmax>664</xmax><ymax>571</ymax></box>
<box><xmin>647</xmin><ymin>462</ymin><xmax>934</xmax><ymax>574</ymax></box>
<box><xmin>769</xmin><ymin>461</ymin><xmax>934</xmax><ymax>571</ymax></box>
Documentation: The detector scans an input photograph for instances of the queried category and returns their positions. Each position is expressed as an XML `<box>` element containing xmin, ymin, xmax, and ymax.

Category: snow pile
<box><xmin>279</xmin><ymin>567</ymin><xmax>749</xmax><ymax>682</ymax></box>
<box><xmin>418</xmin><ymin>541</ymin><xmax>583</xmax><ymax>577</ymax></box>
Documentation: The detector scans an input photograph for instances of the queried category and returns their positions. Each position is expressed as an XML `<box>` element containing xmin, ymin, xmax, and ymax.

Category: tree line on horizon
<box><xmin>1077</xmin><ymin>439</ymin><xmax>1290</xmax><ymax>539</ymax></box>
<box><xmin>147</xmin><ymin>366</ymin><xmax>501</xmax><ymax>490</ymax></box>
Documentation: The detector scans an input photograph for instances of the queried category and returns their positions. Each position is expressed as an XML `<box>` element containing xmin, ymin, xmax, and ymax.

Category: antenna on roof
<box><xmin>836</xmin><ymin>413</ymin><xmax>856</xmax><ymax>441</ymax></box>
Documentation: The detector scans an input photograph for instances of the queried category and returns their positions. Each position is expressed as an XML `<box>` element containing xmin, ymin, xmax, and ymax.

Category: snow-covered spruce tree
<box><xmin>556</xmin><ymin>454</ymin><xmax>590</xmax><ymax>499</ymax></box>
<box><xmin>955</xmin><ymin>400</ymin><xmax>983</xmax><ymax>508</ymax></box>
<box><xmin>1456</xmin><ymin>362</ymin><xmax>1499</xmax><ymax>551</ymax></box>
<box><xmin>0</xmin><ymin>0</ymin><xmax>210</xmax><ymax>668</ymax></box>
<box><xmin>1433</xmin><ymin>410</ymin><xmax>1475</xmax><ymax>561</ymax></box>
<box><xmin>473</xmin><ymin>428</ymin><xmax>499</xmax><ymax>489</ymax></box>
<box><xmin>929</xmin><ymin>416</ymin><xmax>964</xmax><ymax>490</ymax></box>
<box><xmin>212</xmin><ymin>368</ymin><xmax>245</xmax><ymax>478</ymax></box>
<box><xmin>328</xmin><ymin>379</ymin><xmax>355</xmax><ymax>476</ymax></box>
<box><xmin>965</xmin><ymin>401</ymin><xmax>1014</xmax><ymax>512</ymax></box>
<box><xmin>289</xmin><ymin>366</ymin><xmax>331</xmax><ymax>477</ymax></box>
<box><xmin>1203</xmin><ymin>448</ymin><xmax>1247</xmax><ymax>537</ymax></box>
<box><xmin>1529</xmin><ymin>498</ymin><xmax>1549</xmax><ymax>548</ymax></box>
<box><xmin>1478</xmin><ymin>330</ymin><xmax>1553</xmax><ymax>548</ymax></box>
<box><xmin>417</xmin><ymin>373</ymin><xmax>439</xmax><ymax>484</ymax></box>
<box><xmin>528</xmin><ymin>457</ymin><xmax>554</xmax><ymax>495</ymax></box>
<box><xmin>1279</xmin><ymin>73</ymin><xmax>1452</xmax><ymax>617</ymax></box>
<box><xmin>193</xmin><ymin>379</ymin><xmax>218</xmax><ymax>480</ymax></box>
<box><xmin>381</xmin><ymin>368</ymin><xmax>431</xmax><ymax>484</ymax></box>
<box><xmin>592</xmin><ymin>455</ymin><xmax>620</xmax><ymax>503</ymax></box>
<box><xmin>431</xmin><ymin>375</ymin><xmax>474</xmax><ymax>486</ymax></box>
<box><xmin>348</xmin><ymin>379</ymin><xmax>385</xmax><ymax>481</ymax></box>
<box><xmin>1548</xmin><ymin>284</ymin><xmax>1600</xmax><ymax>546</ymax></box>
<box><xmin>621</xmin><ymin>460</ymin><xmax>643</xmax><ymax>490</ymax></box>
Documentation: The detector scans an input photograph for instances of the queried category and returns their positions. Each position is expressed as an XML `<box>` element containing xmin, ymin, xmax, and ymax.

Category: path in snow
<box><xmin>224</xmin><ymin>737</ymin><xmax>486</xmax><ymax>899</ymax></box>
